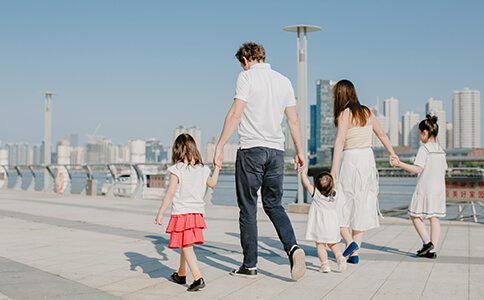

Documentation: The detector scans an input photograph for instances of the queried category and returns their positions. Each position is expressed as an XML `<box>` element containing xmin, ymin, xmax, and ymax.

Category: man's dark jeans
<box><xmin>235</xmin><ymin>147</ymin><xmax>297</xmax><ymax>268</ymax></box>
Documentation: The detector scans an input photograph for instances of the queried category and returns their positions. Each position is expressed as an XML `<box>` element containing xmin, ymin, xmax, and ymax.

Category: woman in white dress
<box><xmin>330</xmin><ymin>80</ymin><xmax>398</xmax><ymax>264</ymax></box>
<box><xmin>391</xmin><ymin>115</ymin><xmax>447</xmax><ymax>259</ymax></box>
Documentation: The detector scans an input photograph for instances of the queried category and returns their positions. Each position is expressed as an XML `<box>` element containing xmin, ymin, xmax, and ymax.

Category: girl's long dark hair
<box><xmin>171</xmin><ymin>134</ymin><xmax>204</xmax><ymax>166</ymax></box>
<box><xmin>333</xmin><ymin>79</ymin><xmax>370</xmax><ymax>127</ymax></box>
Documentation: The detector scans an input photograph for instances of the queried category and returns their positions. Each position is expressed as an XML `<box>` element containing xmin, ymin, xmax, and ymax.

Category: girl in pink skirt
<box><xmin>154</xmin><ymin>133</ymin><xmax>220</xmax><ymax>292</ymax></box>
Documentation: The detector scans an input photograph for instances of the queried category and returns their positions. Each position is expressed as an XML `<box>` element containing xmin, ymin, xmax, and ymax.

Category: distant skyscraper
<box><xmin>5</xmin><ymin>143</ymin><xmax>30</xmax><ymax>165</ymax></box>
<box><xmin>426</xmin><ymin>98</ymin><xmax>447</xmax><ymax>149</ymax></box>
<box><xmin>64</xmin><ymin>133</ymin><xmax>79</xmax><ymax>148</ymax></box>
<box><xmin>446</xmin><ymin>123</ymin><xmax>453</xmax><ymax>150</ymax></box>
<box><xmin>33</xmin><ymin>144</ymin><xmax>42</xmax><ymax>165</ymax></box>
<box><xmin>309</xmin><ymin>104</ymin><xmax>317</xmax><ymax>154</ymax></box>
<box><xmin>402</xmin><ymin>111</ymin><xmax>421</xmax><ymax>149</ymax></box>
<box><xmin>384</xmin><ymin>97</ymin><xmax>399</xmax><ymax>147</ymax></box>
<box><xmin>453</xmin><ymin>88</ymin><xmax>480</xmax><ymax>148</ymax></box>
<box><xmin>172</xmin><ymin>126</ymin><xmax>202</xmax><ymax>154</ymax></box>
<box><xmin>316</xmin><ymin>80</ymin><xmax>338</xmax><ymax>149</ymax></box>
<box><xmin>146</xmin><ymin>139</ymin><xmax>166</xmax><ymax>163</ymax></box>
<box><xmin>204</xmin><ymin>137</ymin><xmax>237</xmax><ymax>163</ymax></box>
<box><xmin>372</xmin><ymin>115</ymin><xmax>390</xmax><ymax>148</ymax></box>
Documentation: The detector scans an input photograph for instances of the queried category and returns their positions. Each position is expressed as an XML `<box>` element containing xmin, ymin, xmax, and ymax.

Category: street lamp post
<box><xmin>283</xmin><ymin>25</ymin><xmax>321</xmax><ymax>204</ymax></box>
<box><xmin>43</xmin><ymin>91</ymin><xmax>56</xmax><ymax>192</ymax></box>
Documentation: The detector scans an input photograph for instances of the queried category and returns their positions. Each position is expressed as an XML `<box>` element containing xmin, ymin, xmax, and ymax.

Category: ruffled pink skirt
<box><xmin>166</xmin><ymin>213</ymin><xmax>206</xmax><ymax>248</ymax></box>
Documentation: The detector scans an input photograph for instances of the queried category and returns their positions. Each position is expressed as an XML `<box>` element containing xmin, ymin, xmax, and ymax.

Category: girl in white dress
<box><xmin>392</xmin><ymin>115</ymin><xmax>447</xmax><ymax>259</ymax></box>
<box><xmin>300</xmin><ymin>167</ymin><xmax>346</xmax><ymax>273</ymax></box>
<box><xmin>330</xmin><ymin>80</ymin><xmax>398</xmax><ymax>264</ymax></box>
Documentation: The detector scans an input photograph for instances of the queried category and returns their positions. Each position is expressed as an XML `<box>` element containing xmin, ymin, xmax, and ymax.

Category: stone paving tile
<box><xmin>1</xmin><ymin>190</ymin><xmax>483</xmax><ymax>299</ymax></box>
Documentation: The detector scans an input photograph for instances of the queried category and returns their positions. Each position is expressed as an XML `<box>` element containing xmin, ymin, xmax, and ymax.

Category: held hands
<box><xmin>294</xmin><ymin>153</ymin><xmax>305</xmax><ymax>171</ymax></box>
<box><xmin>213</xmin><ymin>146</ymin><xmax>223</xmax><ymax>169</ymax></box>
<box><xmin>390</xmin><ymin>154</ymin><xmax>401</xmax><ymax>168</ymax></box>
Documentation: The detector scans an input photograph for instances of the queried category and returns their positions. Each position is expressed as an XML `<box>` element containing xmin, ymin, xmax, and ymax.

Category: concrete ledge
<box><xmin>287</xmin><ymin>203</ymin><xmax>310</xmax><ymax>214</ymax></box>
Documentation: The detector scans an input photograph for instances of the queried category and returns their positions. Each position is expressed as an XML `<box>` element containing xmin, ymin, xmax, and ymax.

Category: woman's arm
<box><xmin>330</xmin><ymin>109</ymin><xmax>351</xmax><ymax>180</ymax></box>
<box><xmin>372</xmin><ymin>112</ymin><xmax>398</xmax><ymax>165</ymax></box>
<box><xmin>207</xmin><ymin>166</ymin><xmax>221</xmax><ymax>188</ymax></box>
<box><xmin>154</xmin><ymin>173</ymin><xmax>178</xmax><ymax>225</ymax></box>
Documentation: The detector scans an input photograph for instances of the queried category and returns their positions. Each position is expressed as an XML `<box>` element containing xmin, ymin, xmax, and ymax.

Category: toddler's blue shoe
<box><xmin>347</xmin><ymin>255</ymin><xmax>359</xmax><ymax>264</ymax></box>
<box><xmin>343</xmin><ymin>241</ymin><xmax>359</xmax><ymax>257</ymax></box>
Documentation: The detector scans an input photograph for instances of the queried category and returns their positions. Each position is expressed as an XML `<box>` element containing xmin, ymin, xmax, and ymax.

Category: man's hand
<box><xmin>294</xmin><ymin>153</ymin><xmax>305</xmax><ymax>171</ymax></box>
<box><xmin>213</xmin><ymin>146</ymin><xmax>223</xmax><ymax>168</ymax></box>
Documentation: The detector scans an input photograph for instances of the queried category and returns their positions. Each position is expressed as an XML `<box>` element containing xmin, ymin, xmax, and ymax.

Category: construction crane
<box><xmin>86</xmin><ymin>123</ymin><xmax>104</xmax><ymax>144</ymax></box>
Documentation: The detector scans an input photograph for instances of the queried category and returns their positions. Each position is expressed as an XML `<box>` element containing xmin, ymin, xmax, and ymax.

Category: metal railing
<box><xmin>1</xmin><ymin>164</ymin><xmax>483</xmax><ymax>222</ymax></box>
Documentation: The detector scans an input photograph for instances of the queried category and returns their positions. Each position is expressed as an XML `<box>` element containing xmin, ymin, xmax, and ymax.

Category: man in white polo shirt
<box><xmin>214</xmin><ymin>42</ymin><xmax>306</xmax><ymax>281</ymax></box>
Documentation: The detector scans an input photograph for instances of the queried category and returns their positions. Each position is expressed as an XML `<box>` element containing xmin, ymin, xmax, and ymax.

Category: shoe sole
<box><xmin>416</xmin><ymin>244</ymin><xmax>434</xmax><ymax>257</ymax></box>
<box><xmin>290</xmin><ymin>248</ymin><xmax>306</xmax><ymax>280</ymax></box>
<box><xmin>229</xmin><ymin>272</ymin><xmax>257</xmax><ymax>279</ymax></box>
<box><xmin>187</xmin><ymin>283</ymin><xmax>205</xmax><ymax>292</ymax></box>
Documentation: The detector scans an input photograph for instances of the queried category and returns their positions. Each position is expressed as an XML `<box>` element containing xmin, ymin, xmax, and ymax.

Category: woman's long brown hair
<box><xmin>171</xmin><ymin>134</ymin><xmax>204</xmax><ymax>166</ymax></box>
<box><xmin>333</xmin><ymin>79</ymin><xmax>370</xmax><ymax>127</ymax></box>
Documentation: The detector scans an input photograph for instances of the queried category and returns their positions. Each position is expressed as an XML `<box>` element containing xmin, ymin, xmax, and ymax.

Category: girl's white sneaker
<box><xmin>319</xmin><ymin>264</ymin><xmax>331</xmax><ymax>273</ymax></box>
<box><xmin>337</xmin><ymin>256</ymin><xmax>347</xmax><ymax>272</ymax></box>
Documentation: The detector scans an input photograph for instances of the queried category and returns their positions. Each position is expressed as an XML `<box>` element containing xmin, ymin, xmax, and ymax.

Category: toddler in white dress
<box><xmin>300</xmin><ymin>167</ymin><xmax>346</xmax><ymax>273</ymax></box>
<box><xmin>392</xmin><ymin>115</ymin><xmax>447</xmax><ymax>259</ymax></box>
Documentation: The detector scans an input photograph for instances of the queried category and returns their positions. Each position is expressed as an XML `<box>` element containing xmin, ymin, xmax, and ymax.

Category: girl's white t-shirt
<box><xmin>168</xmin><ymin>163</ymin><xmax>211</xmax><ymax>215</ymax></box>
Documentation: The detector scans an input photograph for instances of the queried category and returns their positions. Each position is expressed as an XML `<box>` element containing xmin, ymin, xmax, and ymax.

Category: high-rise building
<box><xmin>33</xmin><ymin>144</ymin><xmax>42</xmax><ymax>165</ymax></box>
<box><xmin>204</xmin><ymin>137</ymin><xmax>237</xmax><ymax>163</ymax></box>
<box><xmin>146</xmin><ymin>139</ymin><xmax>167</xmax><ymax>163</ymax></box>
<box><xmin>315</xmin><ymin>80</ymin><xmax>338</xmax><ymax>150</ymax></box>
<box><xmin>64</xmin><ymin>133</ymin><xmax>79</xmax><ymax>148</ymax></box>
<box><xmin>453</xmin><ymin>88</ymin><xmax>480</xmax><ymax>148</ymax></box>
<box><xmin>426</xmin><ymin>98</ymin><xmax>447</xmax><ymax>149</ymax></box>
<box><xmin>86</xmin><ymin>143</ymin><xmax>104</xmax><ymax>164</ymax></box>
<box><xmin>370</xmin><ymin>103</ymin><xmax>390</xmax><ymax>148</ymax></box>
<box><xmin>5</xmin><ymin>143</ymin><xmax>30</xmax><ymax>165</ymax></box>
<box><xmin>402</xmin><ymin>111</ymin><xmax>421</xmax><ymax>149</ymax></box>
<box><xmin>446</xmin><ymin>123</ymin><xmax>453</xmax><ymax>150</ymax></box>
<box><xmin>384</xmin><ymin>97</ymin><xmax>399</xmax><ymax>147</ymax></box>
<box><xmin>172</xmin><ymin>126</ymin><xmax>202</xmax><ymax>154</ymax></box>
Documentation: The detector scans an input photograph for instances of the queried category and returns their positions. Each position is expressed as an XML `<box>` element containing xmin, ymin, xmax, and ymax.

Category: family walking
<box><xmin>154</xmin><ymin>42</ymin><xmax>447</xmax><ymax>291</ymax></box>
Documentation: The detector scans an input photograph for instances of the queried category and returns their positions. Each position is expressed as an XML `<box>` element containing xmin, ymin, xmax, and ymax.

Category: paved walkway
<box><xmin>0</xmin><ymin>190</ymin><xmax>483</xmax><ymax>300</ymax></box>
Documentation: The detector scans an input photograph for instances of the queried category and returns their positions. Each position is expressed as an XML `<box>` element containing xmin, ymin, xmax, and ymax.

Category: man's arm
<box><xmin>285</xmin><ymin>106</ymin><xmax>305</xmax><ymax>170</ymax></box>
<box><xmin>214</xmin><ymin>99</ymin><xmax>246</xmax><ymax>167</ymax></box>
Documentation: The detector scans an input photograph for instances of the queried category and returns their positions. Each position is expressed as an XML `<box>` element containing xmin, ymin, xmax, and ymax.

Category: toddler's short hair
<box><xmin>314</xmin><ymin>172</ymin><xmax>334</xmax><ymax>197</ymax></box>
<box><xmin>235</xmin><ymin>42</ymin><xmax>266</xmax><ymax>64</ymax></box>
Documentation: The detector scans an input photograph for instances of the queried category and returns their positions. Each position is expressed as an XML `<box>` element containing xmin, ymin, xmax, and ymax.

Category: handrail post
<box><xmin>105</xmin><ymin>164</ymin><xmax>116</xmax><ymax>197</ymax></box>
<box><xmin>130</xmin><ymin>164</ymin><xmax>144</xmax><ymax>200</ymax></box>
<box><xmin>27</xmin><ymin>165</ymin><xmax>36</xmax><ymax>191</ymax></box>
<box><xmin>13</xmin><ymin>166</ymin><xmax>22</xmax><ymax>190</ymax></box>
<box><xmin>81</xmin><ymin>165</ymin><xmax>93</xmax><ymax>195</ymax></box>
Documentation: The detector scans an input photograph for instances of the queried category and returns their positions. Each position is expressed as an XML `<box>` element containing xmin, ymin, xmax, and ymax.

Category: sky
<box><xmin>1</xmin><ymin>0</ymin><xmax>483</xmax><ymax>150</ymax></box>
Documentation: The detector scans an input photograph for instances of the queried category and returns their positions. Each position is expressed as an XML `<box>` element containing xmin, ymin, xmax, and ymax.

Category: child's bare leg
<box><xmin>328</xmin><ymin>243</ymin><xmax>342</xmax><ymax>258</ymax></box>
<box><xmin>178</xmin><ymin>248</ymin><xmax>187</xmax><ymax>276</ymax></box>
<box><xmin>329</xmin><ymin>243</ymin><xmax>346</xmax><ymax>272</ymax></box>
<box><xmin>181</xmin><ymin>245</ymin><xmax>202</xmax><ymax>280</ymax></box>
<box><xmin>429</xmin><ymin>217</ymin><xmax>441</xmax><ymax>252</ymax></box>
<box><xmin>316</xmin><ymin>242</ymin><xmax>329</xmax><ymax>263</ymax></box>
<box><xmin>340</xmin><ymin>227</ymin><xmax>353</xmax><ymax>247</ymax></box>
<box><xmin>411</xmin><ymin>216</ymin><xmax>431</xmax><ymax>244</ymax></box>
<box><xmin>351</xmin><ymin>230</ymin><xmax>364</xmax><ymax>256</ymax></box>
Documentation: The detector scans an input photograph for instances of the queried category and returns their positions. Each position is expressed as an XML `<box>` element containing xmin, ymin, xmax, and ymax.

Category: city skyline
<box><xmin>1</xmin><ymin>1</ymin><xmax>483</xmax><ymax>149</ymax></box>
